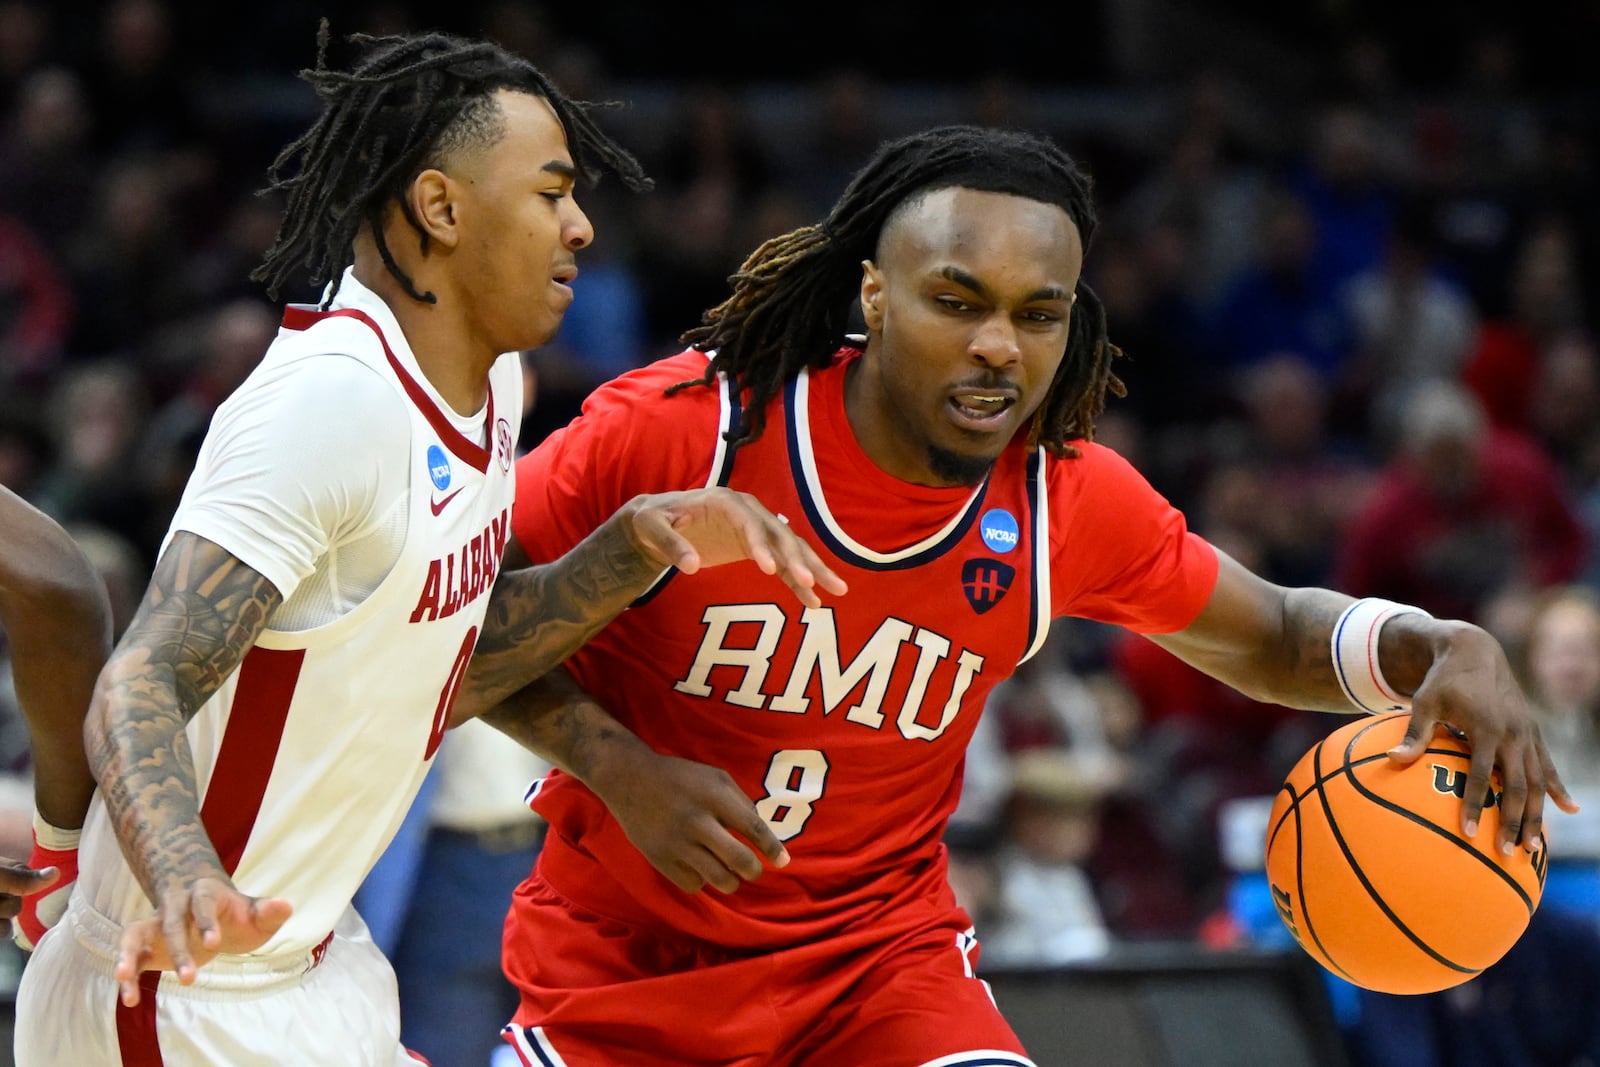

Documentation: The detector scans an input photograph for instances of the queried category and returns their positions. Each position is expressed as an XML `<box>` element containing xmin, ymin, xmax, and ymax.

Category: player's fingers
<box><xmin>159</xmin><ymin>904</ymin><xmax>198</xmax><ymax>984</ymax></box>
<box><xmin>0</xmin><ymin>863</ymin><xmax>59</xmax><ymax>898</ymax></box>
<box><xmin>1459</xmin><ymin>737</ymin><xmax>1499</xmax><ymax>840</ymax></box>
<box><xmin>1535</xmin><ymin>740</ymin><xmax>1581</xmax><ymax>815</ymax></box>
<box><xmin>115</xmin><ymin>924</ymin><xmax>157</xmax><ymax>1005</ymax></box>
<box><xmin>189</xmin><ymin>886</ymin><xmax>223</xmax><ymax>951</ymax></box>
<box><xmin>664</xmin><ymin>859</ymin><xmax>706</xmax><ymax>894</ymax></box>
<box><xmin>688</xmin><ymin>845</ymin><xmax>743</xmax><ymax>895</ymax></box>
<box><xmin>250</xmin><ymin>896</ymin><xmax>295</xmax><ymax>938</ymax></box>
<box><xmin>728</xmin><ymin>805</ymin><xmax>789</xmax><ymax>870</ymax></box>
<box><xmin>1514</xmin><ymin>744</ymin><xmax>1548</xmax><ymax>853</ymax></box>
<box><xmin>770</xmin><ymin>531</ymin><xmax>847</xmax><ymax>602</ymax></box>
<box><xmin>1494</xmin><ymin>742</ymin><xmax>1530</xmax><ymax>856</ymax></box>
<box><xmin>698</xmin><ymin>824</ymin><xmax>766</xmax><ymax>884</ymax></box>
<box><xmin>628</xmin><ymin>509</ymin><xmax>703</xmax><ymax>574</ymax></box>
<box><xmin>1386</xmin><ymin>707</ymin><xmax>1439</xmax><ymax>765</ymax></box>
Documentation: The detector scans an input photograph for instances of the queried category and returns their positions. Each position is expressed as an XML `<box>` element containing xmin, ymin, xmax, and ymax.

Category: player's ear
<box><xmin>407</xmin><ymin>168</ymin><xmax>461</xmax><ymax>252</ymax></box>
<box><xmin>860</xmin><ymin>260</ymin><xmax>884</xmax><ymax>332</ymax></box>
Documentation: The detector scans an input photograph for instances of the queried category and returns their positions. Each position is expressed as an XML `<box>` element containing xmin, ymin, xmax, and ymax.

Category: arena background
<box><xmin>0</xmin><ymin>1</ymin><xmax>1597</xmax><ymax>1064</ymax></box>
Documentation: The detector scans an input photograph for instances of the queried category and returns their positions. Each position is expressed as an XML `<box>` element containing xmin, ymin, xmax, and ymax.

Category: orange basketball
<box><xmin>1264</xmin><ymin>712</ymin><xmax>1547</xmax><ymax>994</ymax></box>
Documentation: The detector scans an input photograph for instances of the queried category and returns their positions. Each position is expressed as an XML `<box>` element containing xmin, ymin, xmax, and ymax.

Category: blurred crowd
<box><xmin>0</xmin><ymin>0</ymin><xmax>1597</xmax><ymax>1062</ymax></box>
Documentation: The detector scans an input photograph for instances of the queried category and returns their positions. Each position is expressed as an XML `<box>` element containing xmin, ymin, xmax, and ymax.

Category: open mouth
<box><xmin>947</xmin><ymin>392</ymin><xmax>1016</xmax><ymax>428</ymax></box>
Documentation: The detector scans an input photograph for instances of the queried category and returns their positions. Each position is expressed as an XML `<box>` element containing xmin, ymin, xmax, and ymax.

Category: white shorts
<box><xmin>14</xmin><ymin>898</ymin><xmax>427</xmax><ymax>1066</ymax></box>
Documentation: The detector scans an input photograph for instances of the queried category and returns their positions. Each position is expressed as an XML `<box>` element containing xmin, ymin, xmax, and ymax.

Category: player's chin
<box><xmin>926</xmin><ymin>442</ymin><xmax>999</xmax><ymax>487</ymax></box>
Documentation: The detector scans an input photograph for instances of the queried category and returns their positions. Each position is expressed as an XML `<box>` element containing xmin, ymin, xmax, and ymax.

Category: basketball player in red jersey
<box><xmin>0</xmin><ymin>483</ymin><xmax>113</xmax><ymax>948</ymax></box>
<box><xmin>491</xmin><ymin>125</ymin><xmax>1578</xmax><ymax>1065</ymax></box>
<box><xmin>14</xmin><ymin>28</ymin><xmax>841</xmax><ymax>1067</ymax></box>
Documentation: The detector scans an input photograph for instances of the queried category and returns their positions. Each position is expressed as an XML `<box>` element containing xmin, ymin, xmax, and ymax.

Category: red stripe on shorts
<box><xmin>114</xmin><ymin>971</ymin><xmax>164</xmax><ymax>1065</ymax></box>
<box><xmin>200</xmin><ymin>646</ymin><xmax>306</xmax><ymax>873</ymax></box>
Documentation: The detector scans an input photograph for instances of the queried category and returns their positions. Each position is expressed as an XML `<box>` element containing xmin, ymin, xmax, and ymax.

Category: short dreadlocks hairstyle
<box><xmin>252</xmin><ymin>23</ymin><xmax>652</xmax><ymax>306</ymax></box>
<box><xmin>676</xmin><ymin>124</ymin><xmax>1123</xmax><ymax>456</ymax></box>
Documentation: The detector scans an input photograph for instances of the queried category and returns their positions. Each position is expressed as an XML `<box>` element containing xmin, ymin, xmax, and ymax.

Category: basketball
<box><xmin>1264</xmin><ymin>712</ymin><xmax>1548</xmax><ymax>995</ymax></box>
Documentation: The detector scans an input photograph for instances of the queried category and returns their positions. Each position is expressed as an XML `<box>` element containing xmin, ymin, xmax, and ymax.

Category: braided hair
<box><xmin>252</xmin><ymin>23</ymin><xmax>652</xmax><ymax>306</ymax></box>
<box><xmin>676</xmin><ymin>124</ymin><xmax>1123</xmax><ymax>456</ymax></box>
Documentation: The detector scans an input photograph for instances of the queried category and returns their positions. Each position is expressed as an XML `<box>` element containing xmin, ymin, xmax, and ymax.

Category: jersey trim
<box><xmin>502</xmin><ymin>1025</ymin><xmax>571</xmax><ymax>1067</ymax></box>
<box><xmin>114</xmin><ymin>972</ymin><xmax>164</xmax><ymax>1066</ymax></box>
<box><xmin>280</xmin><ymin>305</ymin><xmax>494</xmax><ymax>473</ymax></box>
<box><xmin>630</xmin><ymin>371</ymin><xmax>742</xmax><ymax>609</ymax></box>
<box><xmin>1018</xmin><ymin>447</ymin><xmax>1051</xmax><ymax>665</ymax></box>
<box><xmin>200</xmin><ymin>646</ymin><xmax>306</xmax><ymax>874</ymax></box>
<box><xmin>785</xmin><ymin>370</ymin><xmax>989</xmax><ymax>571</ymax></box>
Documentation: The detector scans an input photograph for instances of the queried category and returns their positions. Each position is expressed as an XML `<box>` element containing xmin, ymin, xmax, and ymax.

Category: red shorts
<box><xmin>499</xmin><ymin>871</ymin><xmax>1035</xmax><ymax>1067</ymax></box>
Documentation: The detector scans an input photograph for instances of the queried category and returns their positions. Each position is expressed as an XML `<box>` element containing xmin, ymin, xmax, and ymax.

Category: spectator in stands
<box><xmin>1521</xmin><ymin>586</ymin><xmax>1600</xmax><ymax>793</ymax></box>
<box><xmin>1463</xmin><ymin>217</ymin><xmax>1589</xmax><ymax>435</ymax></box>
<box><xmin>0</xmin><ymin>66</ymin><xmax>95</xmax><ymax>251</ymax></box>
<box><xmin>1341</xmin><ymin>198</ymin><xmax>1480</xmax><ymax>433</ymax></box>
<box><xmin>30</xmin><ymin>358</ymin><xmax>156</xmax><ymax>565</ymax></box>
<box><xmin>978</xmin><ymin>748</ymin><xmax>1113</xmax><ymax>970</ymax></box>
<box><xmin>1204</xmin><ymin>187</ymin><xmax>1354</xmax><ymax>379</ymax></box>
<box><xmin>0</xmin><ymin>210</ymin><xmax>71</xmax><ymax>395</ymax></box>
<box><xmin>1222</xmin><ymin>352</ymin><xmax>1379</xmax><ymax>587</ymax></box>
<box><xmin>1334</xmin><ymin>379</ymin><xmax>1588</xmax><ymax>622</ymax></box>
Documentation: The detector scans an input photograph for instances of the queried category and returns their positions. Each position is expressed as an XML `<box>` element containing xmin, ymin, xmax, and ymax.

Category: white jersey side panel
<box><xmin>79</xmin><ymin>289</ymin><xmax>522</xmax><ymax>957</ymax></box>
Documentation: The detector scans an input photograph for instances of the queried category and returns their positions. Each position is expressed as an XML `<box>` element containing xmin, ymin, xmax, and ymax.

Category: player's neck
<box><xmin>352</xmin><ymin>250</ymin><xmax>494</xmax><ymax>415</ymax></box>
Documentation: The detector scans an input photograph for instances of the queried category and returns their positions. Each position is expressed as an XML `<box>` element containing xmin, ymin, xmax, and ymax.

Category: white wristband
<box><xmin>1332</xmin><ymin>598</ymin><xmax>1433</xmax><ymax>714</ymax></box>
<box><xmin>32</xmin><ymin>813</ymin><xmax>80</xmax><ymax>852</ymax></box>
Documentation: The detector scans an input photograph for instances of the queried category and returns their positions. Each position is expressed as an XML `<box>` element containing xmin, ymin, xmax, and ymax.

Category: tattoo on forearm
<box><xmin>482</xmin><ymin>682</ymin><xmax>629</xmax><ymax>783</ymax></box>
<box><xmin>466</xmin><ymin>517</ymin><xmax>658</xmax><ymax>714</ymax></box>
<box><xmin>88</xmin><ymin>533</ymin><xmax>282</xmax><ymax>897</ymax></box>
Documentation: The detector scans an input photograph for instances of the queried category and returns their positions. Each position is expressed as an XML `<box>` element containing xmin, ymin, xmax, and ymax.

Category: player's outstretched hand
<box><xmin>595</xmin><ymin>747</ymin><xmax>789</xmax><ymax>894</ymax></box>
<box><xmin>620</xmin><ymin>488</ymin><xmax>848</xmax><ymax>608</ymax></box>
<box><xmin>114</xmin><ymin>877</ymin><xmax>293</xmax><ymax>1006</ymax></box>
<box><xmin>1387</xmin><ymin>620</ymin><xmax>1580</xmax><ymax>856</ymax></box>
<box><xmin>0</xmin><ymin>860</ymin><xmax>60</xmax><ymax>940</ymax></box>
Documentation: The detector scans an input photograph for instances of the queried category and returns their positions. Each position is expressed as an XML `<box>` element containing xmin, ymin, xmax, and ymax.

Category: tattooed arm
<box><xmin>1148</xmin><ymin>550</ymin><xmax>1575</xmax><ymax>855</ymax></box>
<box><xmin>89</xmin><ymin>532</ymin><xmax>293</xmax><ymax>996</ymax></box>
<box><xmin>452</xmin><ymin>487</ymin><xmax>845</xmax><ymax>726</ymax></box>
<box><xmin>444</xmin><ymin>487</ymin><xmax>845</xmax><ymax>896</ymax></box>
<box><xmin>480</xmin><ymin>667</ymin><xmax>789</xmax><ymax>894</ymax></box>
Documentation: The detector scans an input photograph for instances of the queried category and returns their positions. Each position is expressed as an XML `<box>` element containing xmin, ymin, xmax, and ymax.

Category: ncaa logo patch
<box><xmin>961</xmin><ymin>558</ymin><xmax>1015</xmax><ymax>615</ymax></box>
<box><xmin>979</xmin><ymin>508</ymin><xmax>1019</xmax><ymax>553</ymax></box>
<box><xmin>426</xmin><ymin>444</ymin><xmax>452</xmax><ymax>490</ymax></box>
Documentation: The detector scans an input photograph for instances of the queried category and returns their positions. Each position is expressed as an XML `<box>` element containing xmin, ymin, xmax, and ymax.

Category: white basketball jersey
<box><xmin>78</xmin><ymin>288</ymin><xmax>522</xmax><ymax>957</ymax></box>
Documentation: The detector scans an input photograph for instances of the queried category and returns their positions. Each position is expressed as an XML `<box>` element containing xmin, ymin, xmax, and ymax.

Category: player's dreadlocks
<box><xmin>252</xmin><ymin>23</ymin><xmax>652</xmax><ymax>306</ymax></box>
<box><xmin>676</xmin><ymin>124</ymin><xmax>1123</xmax><ymax>456</ymax></box>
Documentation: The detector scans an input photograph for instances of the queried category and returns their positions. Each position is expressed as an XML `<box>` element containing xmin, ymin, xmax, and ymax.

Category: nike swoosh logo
<box><xmin>430</xmin><ymin>488</ymin><xmax>464</xmax><ymax>516</ymax></box>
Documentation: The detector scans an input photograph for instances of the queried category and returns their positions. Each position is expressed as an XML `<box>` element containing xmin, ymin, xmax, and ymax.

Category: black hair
<box><xmin>673</xmin><ymin>124</ymin><xmax>1122</xmax><ymax>455</ymax></box>
<box><xmin>252</xmin><ymin>23</ymin><xmax>651</xmax><ymax>306</ymax></box>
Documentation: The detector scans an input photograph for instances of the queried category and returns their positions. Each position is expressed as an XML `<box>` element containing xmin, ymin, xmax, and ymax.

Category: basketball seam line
<box><xmin>1312</xmin><ymin>719</ymin><xmax>1480</xmax><ymax>977</ymax></box>
<box><xmin>1292</xmin><ymin>723</ymin><xmax>1478</xmax><ymax>979</ymax></box>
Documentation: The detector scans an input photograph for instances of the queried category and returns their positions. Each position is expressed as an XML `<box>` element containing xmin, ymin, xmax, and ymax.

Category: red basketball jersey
<box><xmin>510</xmin><ymin>347</ymin><xmax>1217</xmax><ymax>951</ymax></box>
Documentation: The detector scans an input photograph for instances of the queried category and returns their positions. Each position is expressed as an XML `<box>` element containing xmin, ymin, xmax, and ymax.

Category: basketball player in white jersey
<box><xmin>13</xmin><ymin>28</ymin><xmax>843</xmax><ymax>1067</ymax></box>
<box><xmin>0</xmin><ymin>483</ymin><xmax>113</xmax><ymax>948</ymax></box>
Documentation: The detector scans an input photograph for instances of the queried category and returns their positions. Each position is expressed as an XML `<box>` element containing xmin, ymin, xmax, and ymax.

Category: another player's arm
<box><xmin>1147</xmin><ymin>550</ymin><xmax>1576</xmax><ymax>853</ymax></box>
<box><xmin>453</xmin><ymin>487</ymin><xmax>845</xmax><ymax>725</ymax></box>
<box><xmin>457</xmin><ymin>514</ymin><xmax>798</xmax><ymax>894</ymax></box>
<box><xmin>477</xmin><ymin>666</ymin><xmax>789</xmax><ymax>893</ymax></box>
<box><xmin>87</xmin><ymin>531</ymin><xmax>293</xmax><ymax>989</ymax></box>
<box><xmin>0</xmin><ymin>486</ymin><xmax>111</xmax><ymax>940</ymax></box>
<box><xmin>0</xmin><ymin>485</ymin><xmax>112</xmax><ymax>830</ymax></box>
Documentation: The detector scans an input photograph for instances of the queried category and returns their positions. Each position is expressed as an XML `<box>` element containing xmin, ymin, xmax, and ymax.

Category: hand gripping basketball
<box><xmin>1266</xmin><ymin>714</ymin><xmax>1547</xmax><ymax>994</ymax></box>
<box><xmin>13</xmin><ymin>815</ymin><xmax>78</xmax><ymax>952</ymax></box>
